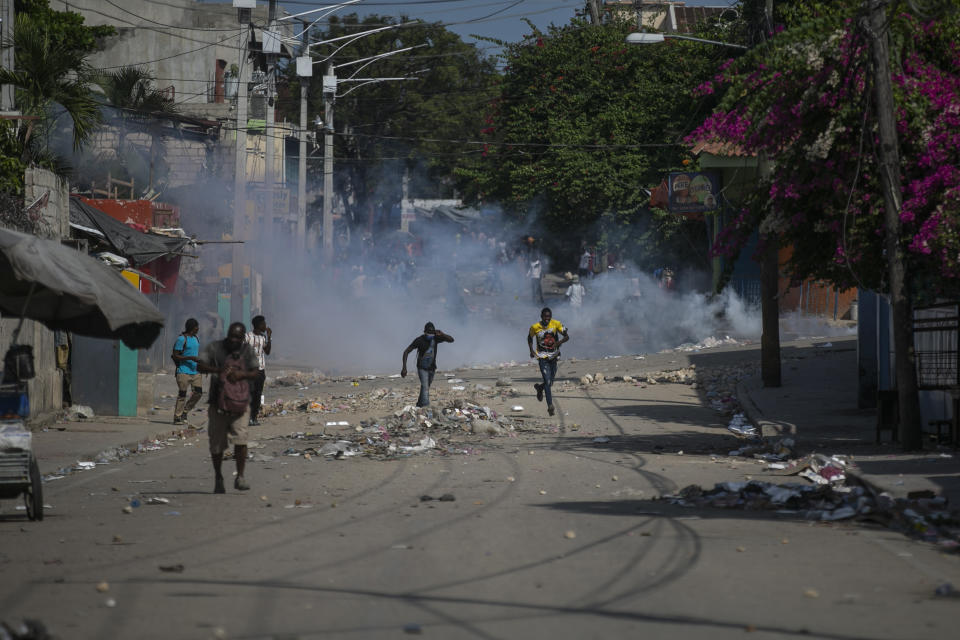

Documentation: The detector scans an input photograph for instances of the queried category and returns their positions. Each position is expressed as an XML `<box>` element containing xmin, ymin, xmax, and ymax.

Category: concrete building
<box><xmin>49</xmin><ymin>0</ymin><xmax>290</xmax><ymax>118</ymax></box>
<box><xmin>51</xmin><ymin>0</ymin><xmax>306</xmax><ymax>237</ymax></box>
<box><xmin>603</xmin><ymin>1</ymin><xmax>737</xmax><ymax>33</ymax></box>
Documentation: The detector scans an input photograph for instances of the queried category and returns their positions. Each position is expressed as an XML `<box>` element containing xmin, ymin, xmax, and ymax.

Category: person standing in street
<box><xmin>401</xmin><ymin>322</ymin><xmax>454</xmax><ymax>408</ymax></box>
<box><xmin>197</xmin><ymin>322</ymin><xmax>260</xmax><ymax>493</ymax></box>
<box><xmin>578</xmin><ymin>247</ymin><xmax>592</xmax><ymax>280</ymax></box>
<box><xmin>245</xmin><ymin>315</ymin><xmax>272</xmax><ymax>426</ymax></box>
<box><xmin>565</xmin><ymin>275</ymin><xmax>586</xmax><ymax>320</ymax></box>
<box><xmin>171</xmin><ymin>318</ymin><xmax>202</xmax><ymax>425</ymax></box>
<box><xmin>527</xmin><ymin>255</ymin><xmax>544</xmax><ymax>304</ymax></box>
<box><xmin>527</xmin><ymin>307</ymin><xmax>569</xmax><ymax>417</ymax></box>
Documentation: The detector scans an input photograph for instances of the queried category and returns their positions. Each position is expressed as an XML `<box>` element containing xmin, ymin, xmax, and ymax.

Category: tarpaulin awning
<box><xmin>0</xmin><ymin>227</ymin><xmax>163</xmax><ymax>349</ymax></box>
<box><xmin>69</xmin><ymin>197</ymin><xmax>192</xmax><ymax>267</ymax></box>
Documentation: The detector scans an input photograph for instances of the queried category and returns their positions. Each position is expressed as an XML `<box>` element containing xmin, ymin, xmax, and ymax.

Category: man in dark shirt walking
<box><xmin>197</xmin><ymin>322</ymin><xmax>260</xmax><ymax>494</ymax></box>
<box><xmin>401</xmin><ymin>322</ymin><xmax>454</xmax><ymax>407</ymax></box>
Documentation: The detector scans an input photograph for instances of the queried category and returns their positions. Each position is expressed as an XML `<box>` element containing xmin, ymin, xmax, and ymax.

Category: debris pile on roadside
<box><xmin>673</xmin><ymin>335</ymin><xmax>751</xmax><ymax>352</ymax></box>
<box><xmin>267</xmin><ymin>370</ymin><xmax>327</xmax><ymax>388</ymax></box>
<box><xmin>260</xmin><ymin>378</ymin><xmax>526</xmax><ymax>419</ymax></box>
<box><xmin>264</xmin><ymin>400</ymin><xmax>526</xmax><ymax>460</ymax></box>
<box><xmin>662</xmin><ymin>476</ymin><xmax>960</xmax><ymax>550</ymax></box>
<box><xmin>663</xmin><ymin>480</ymin><xmax>869</xmax><ymax>521</ymax></box>
<box><xmin>41</xmin><ymin>430</ymin><xmax>200</xmax><ymax>481</ymax></box>
<box><xmin>697</xmin><ymin>364</ymin><xmax>759</xmax><ymax>415</ymax></box>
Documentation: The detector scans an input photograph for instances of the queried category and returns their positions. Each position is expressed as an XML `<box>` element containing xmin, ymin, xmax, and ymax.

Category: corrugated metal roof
<box><xmin>690</xmin><ymin>140</ymin><xmax>755</xmax><ymax>157</ymax></box>
<box><xmin>673</xmin><ymin>6</ymin><xmax>731</xmax><ymax>33</ymax></box>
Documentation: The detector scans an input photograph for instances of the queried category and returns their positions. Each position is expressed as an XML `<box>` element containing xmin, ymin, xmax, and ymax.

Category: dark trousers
<box><xmin>538</xmin><ymin>358</ymin><xmax>558</xmax><ymax>405</ymax></box>
<box><xmin>249</xmin><ymin>370</ymin><xmax>266</xmax><ymax>418</ymax></box>
<box><xmin>417</xmin><ymin>367</ymin><xmax>435</xmax><ymax>407</ymax></box>
<box><xmin>531</xmin><ymin>278</ymin><xmax>543</xmax><ymax>304</ymax></box>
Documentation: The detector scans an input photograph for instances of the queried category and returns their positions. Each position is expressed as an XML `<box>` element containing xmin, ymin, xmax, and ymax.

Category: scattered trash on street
<box><xmin>661</xmin><ymin>476</ymin><xmax>960</xmax><ymax>549</ymax></box>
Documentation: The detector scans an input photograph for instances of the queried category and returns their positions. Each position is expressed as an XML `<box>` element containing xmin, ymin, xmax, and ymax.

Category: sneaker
<box><xmin>234</xmin><ymin>476</ymin><xmax>250</xmax><ymax>491</ymax></box>
<box><xmin>213</xmin><ymin>476</ymin><xmax>226</xmax><ymax>494</ymax></box>
<box><xmin>248</xmin><ymin>419</ymin><xmax>260</xmax><ymax>427</ymax></box>
<box><xmin>173</xmin><ymin>415</ymin><xmax>185</xmax><ymax>425</ymax></box>
<box><xmin>548</xmin><ymin>404</ymin><xmax>555</xmax><ymax>416</ymax></box>
<box><xmin>535</xmin><ymin>384</ymin><xmax>544</xmax><ymax>402</ymax></box>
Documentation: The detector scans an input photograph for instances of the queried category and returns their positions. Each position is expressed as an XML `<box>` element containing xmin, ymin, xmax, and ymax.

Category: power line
<box><xmin>101</xmin><ymin>0</ymin><xmax>241</xmax><ymax>31</ymax></box>
<box><xmin>99</xmin><ymin>29</ymin><xmax>243</xmax><ymax>70</ymax></box>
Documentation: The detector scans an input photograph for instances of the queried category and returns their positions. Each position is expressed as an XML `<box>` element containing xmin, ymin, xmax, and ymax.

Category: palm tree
<box><xmin>0</xmin><ymin>14</ymin><xmax>101</xmax><ymax>162</ymax></box>
<box><xmin>95</xmin><ymin>66</ymin><xmax>179</xmax><ymax>192</ymax></box>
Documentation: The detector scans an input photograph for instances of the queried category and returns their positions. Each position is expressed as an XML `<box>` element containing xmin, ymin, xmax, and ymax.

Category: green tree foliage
<box><xmin>283</xmin><ymin>14</ymin><xmax>499</xmax><ymax>229</ymax></box>
<box><xmin>0</xmin><ymin>122</ymin><xmax>27</xmax><ymax>194</ymax></box>
<box><xmin>14</xmin><ymin>0</ymin><xmax>114</xmax><ymax>55</ymax></box>
<box><xmin>88</xmin><ymin>66</ymin><xmax>178</xmax><ymax>192</ymax></box>
<box><xmin>692</xmin><ymin>0</ymin><xmax>960</xmax><ymax>300</ymax></box>
<box><xmin>0</xmin><ymin>9</ymin><xmax>106</xmax><ymax>175</ymax></box>
<box><xmin>461</xmin><ymin>18</ymin><xmax>730</xmax><ymax>265</ymax></box>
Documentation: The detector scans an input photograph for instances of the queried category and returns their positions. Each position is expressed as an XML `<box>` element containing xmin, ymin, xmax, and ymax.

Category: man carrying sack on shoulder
<box><xmin>197</xmin><ymin>322</ymin><xmax>260</xmax><ymax>494</ymax></box>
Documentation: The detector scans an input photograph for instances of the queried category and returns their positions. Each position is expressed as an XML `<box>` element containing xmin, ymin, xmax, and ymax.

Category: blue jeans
<box><xmin>417</xmin><ymin>368</ymin><xmax>435</xmax><ymax>407</ymax></box>
<box><xmin>538</xmin><ymin>358</ymin><xmax>558</xmax><ymax>406</ymax></box>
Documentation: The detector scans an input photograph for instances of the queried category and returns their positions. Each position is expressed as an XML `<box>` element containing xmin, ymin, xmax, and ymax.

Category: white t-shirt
<box><xmin>579</xmin><ymin>251</ymin><xmax>591</xmax><ymax>270</ymax></box>
<box><xmin>566</xmin><ymin>283</ymin><xmax>585</xmax><ymax>307</ymax></box>
<box><xmin>245</xmin><ymin>331</ymin><xmax>268</xmax><ymax>370</ymax></box>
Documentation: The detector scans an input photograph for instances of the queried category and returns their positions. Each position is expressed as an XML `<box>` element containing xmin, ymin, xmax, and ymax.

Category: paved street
<box><xmin>3</xmin><ymin>338</ymin><xmax>960</xmax><ymax>639</ymax></box>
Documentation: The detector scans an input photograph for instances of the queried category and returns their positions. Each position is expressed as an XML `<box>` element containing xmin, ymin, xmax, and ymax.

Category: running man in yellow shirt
<box><xmin>527</xmin><ymin>307</ymin><xmax>569</xmax><ymax>416</ymax></box>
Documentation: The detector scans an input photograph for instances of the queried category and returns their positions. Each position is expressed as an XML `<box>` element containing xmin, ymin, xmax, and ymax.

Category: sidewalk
<box><xmin>30</xmin><ymin>415</ymin><xmax>202</xmax><ymax>476</ymax></box>
<box><xmin>738</xmin><ymin>335</ymin><xmax>960</xmax><ymax>505</ymax></box>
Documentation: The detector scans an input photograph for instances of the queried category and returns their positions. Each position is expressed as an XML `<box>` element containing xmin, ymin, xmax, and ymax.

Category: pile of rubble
<box><xmin>664</xmin><ymin>480</ymin><xmax>871</xmax><ymax>520</ymax></box>
<box><xmin>263</xmin><ymin>400</ymin><xmax>527</xmax><ymax>460</ymax></box>
<box><xmin>661</xmin><ymin>438</ymin><xmax>960</xmax><ymax>551</ymax></box>
<box><xmin>578</xmin><ymin>367</ymin><xmax>698</xmax><ymax>387</ymax></box>
<box><xmin>268</xmin><ymin>370</ymin><xmax>327</xmax><ymax>388</ymax></box>
<box><xmin>662</xmin><ymin>478</ymin><xmax>960</xmax><ymax>550</ymax></box>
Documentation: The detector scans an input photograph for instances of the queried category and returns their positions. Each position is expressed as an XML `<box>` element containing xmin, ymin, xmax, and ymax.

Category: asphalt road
<box><xmin>2</xmin><ymin>346</ymin><xmax>959</xmax><ymax>639</ymax></box>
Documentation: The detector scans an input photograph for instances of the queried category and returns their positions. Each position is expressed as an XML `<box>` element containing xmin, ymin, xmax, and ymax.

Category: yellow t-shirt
<box><xmin>529</xmin><ymin>319</ymin><xmax>565</xmax><ymax>359</ymax></box>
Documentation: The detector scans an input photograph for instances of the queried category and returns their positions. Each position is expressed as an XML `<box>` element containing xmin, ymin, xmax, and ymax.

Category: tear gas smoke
<box><xmin>242</xmin><ymin>215</ymin><xmax>766</xmax><ymax>376</ymax></box>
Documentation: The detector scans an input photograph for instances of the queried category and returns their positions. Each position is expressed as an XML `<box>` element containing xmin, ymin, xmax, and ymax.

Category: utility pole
<box><xmin>587</xmin><ymin>0</ymin><xmax>601</xmax><ymax>25</ymax></box>
<box><xmin>0</xmin><ymin>0</ymin><xmax>14</xmax><ymax>112</ymax></box>
<box><xmin>759</xmin><ymin>0</ymin><xmax>782</xmax><ymax>388</ymax></box>
<box><xmin>295</xmin><ymin>21</ymin><xmax>311</xmax><ymax>253</ymax></box>
<box><xmin>866</xmin><ymin>0</ymin><xmax>922</xmax><ymax>449</ymax></box>
<box><xmin>231</xmin><ymin>2</ymin><xmax>252</xmax><ymax>328</ymax></box>
<box><xmin>321</xmin><ymin>62</ymin><xmax>335</xmax><ymax>265</ymax></box>
<box><xmin>264</xmin><ymin>0</ymin><xmax>278</xmax><ymax>241</ymax></box>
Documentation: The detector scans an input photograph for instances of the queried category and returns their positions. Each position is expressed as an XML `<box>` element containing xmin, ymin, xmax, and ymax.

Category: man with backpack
<box><xmin>197</xmin><ymin>322</ymin><xmax>260</xmax><ymax>493</ymax></box>
<box><xmin>171</xmin><ymin>318</ymin><xmax>202</xmax><ymax>425</ymax></box>
<box><xmin>401</xmin><ymin>322</ymin><xmax>454</xmax><ymax>408</ymax></box>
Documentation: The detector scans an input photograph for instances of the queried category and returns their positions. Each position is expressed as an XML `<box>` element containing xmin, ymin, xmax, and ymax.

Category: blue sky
<box><xmin>274</xmin><ymin>0</ymin><xmax>737</xmax><ymax>52</ymax></box>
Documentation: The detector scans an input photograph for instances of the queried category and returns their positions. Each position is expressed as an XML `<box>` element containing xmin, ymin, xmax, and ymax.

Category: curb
<box><xmin>735</xmin><ymin>380</ymin><xmax>796</xmax><ymax>439</ymax></box>
<box><xmin>37</xmin><ymin>424</ymin><xmax>205</xmax><ymax>476</ymax></box>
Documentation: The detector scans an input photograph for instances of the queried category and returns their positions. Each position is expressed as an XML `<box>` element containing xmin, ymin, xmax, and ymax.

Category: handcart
<box><xmin>0</xmin><ymin>382</ymin><xmax>40</xmax><ymax>520</ymax></box>
<box><xmin>0</xmin><ymin>412</ymin><xmax>42</xmax><ymax>521</ymax></box>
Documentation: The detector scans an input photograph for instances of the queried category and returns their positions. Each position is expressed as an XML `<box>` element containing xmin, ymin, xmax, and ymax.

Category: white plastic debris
<box><xmin>726</xmin><ymin>413</ymin><xmax>757</xmax><ymax>437</ymax></box>
<box><xmin>0</xmin><ymin>424</ymin><xmax>31</xmax><ymax>451</ymax></box>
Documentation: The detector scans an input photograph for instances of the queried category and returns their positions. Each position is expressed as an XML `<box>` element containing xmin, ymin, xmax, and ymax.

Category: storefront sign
<box><xmin>668</xmin><ymin>171</ymin><xmax>720</xmax><ymax>214</ymax></box>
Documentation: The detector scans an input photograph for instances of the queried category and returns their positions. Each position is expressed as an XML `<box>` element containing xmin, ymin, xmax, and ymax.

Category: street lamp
<box><xmin>625</xmin><ymin>32</ymin><xmax>748</xmax><ymax>50</ymax></box>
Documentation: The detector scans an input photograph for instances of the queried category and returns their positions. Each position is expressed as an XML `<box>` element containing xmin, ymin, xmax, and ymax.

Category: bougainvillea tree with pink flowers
<box><xmin>690</xmin><ymin>0</ymin><xmax>960</xmax><ymax>301</ymax></box>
